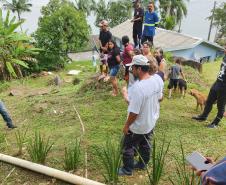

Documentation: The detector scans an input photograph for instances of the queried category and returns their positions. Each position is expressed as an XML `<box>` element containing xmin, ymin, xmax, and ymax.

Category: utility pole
<box><xmin>208</xmin><ymin>1</ymin><xmax>216</xmax><ymax>41</ymax></box>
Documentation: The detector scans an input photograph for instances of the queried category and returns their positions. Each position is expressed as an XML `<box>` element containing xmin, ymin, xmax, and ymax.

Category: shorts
<box><xmin>109</xmin><ymin>65</ymin><xmax>120</xmax><ymax>77</ymax></box>
<box><xmin>168</xmin><ymin>79</ymin><xmax>179</xmax><ymax>89</ymax></box>
<box><xmin>178</xmin><ymin>79</ymin><xmax>187</xmax><ymax>91</ymax></box>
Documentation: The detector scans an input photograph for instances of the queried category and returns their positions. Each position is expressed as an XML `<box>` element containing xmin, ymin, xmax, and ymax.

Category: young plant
<box><xmin>15</xmin><ymin>128</ymin><xmax>28</xmax><ymax>155</ymax></box>
<box><xmin>27</xmin><ymin>131</ymin><xmax>53</xmax><ymax>164</ymax></box>
<box><xmin>143</xmin><ymin>136</ymin><xmax>170</xmax><ymax>185</ymax></box>
<box><xmin>94</xmin><ymin>139</ymin><xmax>121</xmax><ymax>185</ymax></box>
<box><xmin>169</xmin><ymin>141</ymin><xmax>200</xmax><ymax>185</ymax></box>
<box><xmin>64</xmin><ymin>139</ymin><xmax>81</xmax><ymax>171</ymax></box>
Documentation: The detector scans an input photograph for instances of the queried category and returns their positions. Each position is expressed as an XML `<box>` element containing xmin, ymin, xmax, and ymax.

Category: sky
<box><xmin>1</xmin><ymin>0</ymin><xmax>225</xmax><ymax>42</ymax></box>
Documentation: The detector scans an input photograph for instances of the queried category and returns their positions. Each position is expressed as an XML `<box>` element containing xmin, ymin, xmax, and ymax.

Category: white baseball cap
<box><xmin>126</xmin><ymin>55</ymin><xmax>149</xmax><ymax>66</ymax></box>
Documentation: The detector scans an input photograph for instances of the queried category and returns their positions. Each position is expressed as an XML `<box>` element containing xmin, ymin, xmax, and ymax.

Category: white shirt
<box><xmin>128</xmin><ymin>74</ymin><xmax>164</xmax><ymax>134</ymax></box>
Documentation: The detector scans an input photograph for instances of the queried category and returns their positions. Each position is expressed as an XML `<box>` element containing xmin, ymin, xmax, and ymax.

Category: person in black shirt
<box><xmin>107</xmin><ymin>39</ymin><xmax>121</xmax><ymax>96</ymax></box>
<box><xmin>98</xmin><ymin>20</ymin><xmax>112</xmax><ymax>78</ymax></box>
<box><xmin>131</xmin><ymin>1</ymin><xmax>144</xmax><ymax>49</ymax></box>
<box><xmin>192</xmin><ymin>45</ymin><xmax>226</xmax><ymax>128</ymax></box>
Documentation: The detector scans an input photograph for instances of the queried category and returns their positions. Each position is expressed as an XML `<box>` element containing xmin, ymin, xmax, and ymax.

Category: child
<box><xmin>168</xmin><ymin>58</ymin><xmax>185</xmax><ymax>98</ymax></box>
<box><xmin>98</xmin><ymin>53</ymin><xmax>108</xmax><ymax>80</ymax></box>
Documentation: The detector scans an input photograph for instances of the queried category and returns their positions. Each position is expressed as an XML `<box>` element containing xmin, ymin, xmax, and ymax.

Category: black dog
<box><xmin>178</xmin><ymin>79</ymin><xmax>187</xmax><ymax>97</ymax></box>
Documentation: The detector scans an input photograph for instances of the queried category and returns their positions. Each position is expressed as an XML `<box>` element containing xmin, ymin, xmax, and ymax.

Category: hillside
<box><xmin>0</xmin><ymin>59</ymin><xmax>225</xmax><ymax>185</ymax></box>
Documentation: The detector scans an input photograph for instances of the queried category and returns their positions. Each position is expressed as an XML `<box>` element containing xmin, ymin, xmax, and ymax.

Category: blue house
<box><xmin>110</xmin><ymin>20</ymin><xmax>224</xmax><ymax>62</ymax></box>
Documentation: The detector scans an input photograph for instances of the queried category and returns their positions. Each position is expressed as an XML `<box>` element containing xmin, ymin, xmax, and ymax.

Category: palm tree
<box><xmin>159</xmin><ymin>0</ymin><xmax>189</xmax><ymax>31</ymax></box>
<box><xmin>74</xmin><ymin>0</ymin><xmax>95</xmax><ymax>16</ymax></box>
<box><xmin>93</xmin><ymin>0</ymin><xmax>109</xmax><ymax>27</ymax></box>
<box><xmin>1</xmin><ymin>0</ymin><xmax>32</xmax><ymax>31</ymax></box>
<box><xmin>93</xmin><ymin>0</ymin><xmax>133</xmax><ymax>28</ymax></box>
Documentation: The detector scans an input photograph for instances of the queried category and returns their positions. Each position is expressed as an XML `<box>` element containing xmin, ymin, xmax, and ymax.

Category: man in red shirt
<box><xmin>122</xmin><ymin>36</ymin><xmax>134</xmax><ymax>82</ymax></box>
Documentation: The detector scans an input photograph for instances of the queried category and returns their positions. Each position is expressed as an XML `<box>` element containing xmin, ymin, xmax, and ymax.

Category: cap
<box><xmin>126</xmin><ymin>55</ymin><xmax>149</xmax><ymax>66</ymax></box>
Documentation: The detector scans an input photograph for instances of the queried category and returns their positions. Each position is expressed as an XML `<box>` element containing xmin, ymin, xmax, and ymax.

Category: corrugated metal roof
<box><xmin>110</xmin><ymin>19</ymin><xmax>223</xmax><ymax>51</ymax></box>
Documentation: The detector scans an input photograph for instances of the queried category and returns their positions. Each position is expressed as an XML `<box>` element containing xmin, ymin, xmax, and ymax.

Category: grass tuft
<box><xmin>15</xmin><ymin>127</ymin><xmax>28</xmax><ymax>156</ymax></box>
<box><xmin>64</xmin><ymin>139</ymin><xmax>81</xmax><ymax>171</ymax></box>
<box><xmin>94</xmin><ymin>138</ymin><xmax>122</xmax><ymax>185</ymax></box>
<box><xmin>27</xmin><ymin>131</ymin><xmax>53</xmax><ymax>164</ymax></box>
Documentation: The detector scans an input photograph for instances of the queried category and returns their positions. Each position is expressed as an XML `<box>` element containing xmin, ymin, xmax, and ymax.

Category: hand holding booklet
<box><xmin>186</xmin><ymin>151</ymin><xmax>214</xmax><ymax>171</ymax></box>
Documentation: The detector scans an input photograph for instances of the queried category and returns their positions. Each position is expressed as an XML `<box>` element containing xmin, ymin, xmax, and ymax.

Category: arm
<box><xmin>116</xmin><ymin>55</ymin><xmax>121</xmax><ymax>64</ymax></box>
<box><xmin>159</xmin><ymin>61</ymin><xmax>165</xmax><ymax>72</ymax></box>
<box><xmin>123</xmin><ymin>112</ymin><xmax>138</xmax><ymax>134</ymax></box>
<box><xmin>154</xmin><ymin>12</ymin><xmax>159</xmax><ymax>26</ymax></box>
<box><xmin>180</xmin><ymin>71</ymin><xmax>186</xmax><ymax>80</ymax></box>
<box><xmin>179</xmin><ymin>66</ymin><xmax>186</xmax><ymax>80</ymax></box>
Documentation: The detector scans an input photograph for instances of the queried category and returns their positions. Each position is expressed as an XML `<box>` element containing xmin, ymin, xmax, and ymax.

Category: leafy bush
<box><xmin>64</xmin><ymin>139</ymin><xmax>81</xmax><ymax>171</ymax></box>
<box><xmin>94</xmin><ymin>139</ymin><xmax>121</xmax><ymax>184</ymax></box>
<box><xmin>27</xmin><ymin>131</ymin><xmax>53</xmax><ymax>164</ymax></box>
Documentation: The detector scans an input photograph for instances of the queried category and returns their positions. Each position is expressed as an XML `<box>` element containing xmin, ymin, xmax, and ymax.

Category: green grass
<box><xmin>0</xmin><ymin>59</ymin><xmax>225</xmax><ymax>184</ymax></box>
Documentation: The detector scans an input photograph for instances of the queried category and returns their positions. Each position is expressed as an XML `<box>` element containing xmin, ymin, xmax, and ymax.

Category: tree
<box><xmin>34</xmin><ymin>0</ymin><xmax>90</xmax><ymax>70</ymax></box>
<box><xmin>1</xmin><ymin>0</ymin><xmax>32</xmax><ymax>31</ymax></box>
<box><xmin>74</xmin><ymin>0</ymin><xmax>95</xmax><ymax>16</ymax></box>
<box><xmin>210</xmin><ymin>2</ymin><xmax>226</xmax><ymax>45</ymax></box>
<box><xmin>159</xmin><ymin>0</ymin><xmax>189</xmax><ymax>31</ymax></box>
<box><xmin>93</xmin><ymin>0</ymin><xmax>109</xmax><ymax>27</ymax></box>
<box><xmin>94</xmin><ymin>0</ymin><xmax>132</xmax><ymax>28</ymax></box>
<box><xmin>0</xmin><ymin>8</ymin><xmax>39</xmax><ymax>80</ymax></box>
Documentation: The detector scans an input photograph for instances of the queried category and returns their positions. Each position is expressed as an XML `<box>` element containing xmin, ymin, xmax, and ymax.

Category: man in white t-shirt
<box><xmin>118</xmin><ymin>55</ymin><xmax>164</xmax><ymax>176</ymax></box>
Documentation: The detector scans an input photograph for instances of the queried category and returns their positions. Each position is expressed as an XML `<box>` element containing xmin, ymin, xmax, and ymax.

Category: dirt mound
<box><xmin>79</xmin><ymin>74</ymin><xmax>112</xmax><ymax>93</ymax></box>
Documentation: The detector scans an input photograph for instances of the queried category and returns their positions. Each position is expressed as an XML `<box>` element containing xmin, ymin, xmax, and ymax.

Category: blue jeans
<box><xmin>0</xmin><ymin>101</ymin><xmax>14</xmax><ymax>128</ymax></box>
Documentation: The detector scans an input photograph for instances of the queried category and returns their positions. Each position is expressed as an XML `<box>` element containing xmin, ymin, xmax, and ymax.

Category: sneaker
<box><xmin>207</xmin><ymin>124</ymin><xmax>217</xmax><ymax>128</ymax></box>
<box><xmin>192</xmin><ymin>115</ymin><xmax>207</xmax><ymax>121</ymax></box>
<box><xmin>118</xmin><ymin>167</ymin><xmax>132</xmax><ymax>176</ymax></box>
<box><xmin>133</xmin><ymin>161</ymin><xmax>146</xmax><ymax>170</ymax></box>
<box><xmin>8</xmin><ymin>125</ymin><xmax>17</xmax><ymax>129</ymax></box>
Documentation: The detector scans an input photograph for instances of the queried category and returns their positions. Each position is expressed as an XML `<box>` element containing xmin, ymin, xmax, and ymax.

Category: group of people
<box><xmin>97</xmin><ymin>1</ymin><xmax>226</xmax><ymax>182</ymax></box>
<box><xmin>131</xmin><ymin>1</ymin><xmax>159</xmax><ymax>48</ymax></box>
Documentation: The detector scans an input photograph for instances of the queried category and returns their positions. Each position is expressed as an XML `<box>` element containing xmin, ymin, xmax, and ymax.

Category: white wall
<box><xmin>171</xmin><ymin>43</ymin><xmax>219</xmax><ymax>62</ymax></box>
